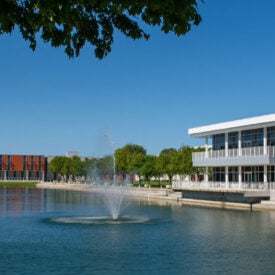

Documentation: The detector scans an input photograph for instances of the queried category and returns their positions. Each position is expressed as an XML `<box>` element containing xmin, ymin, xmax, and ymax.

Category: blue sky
<box><xmin>1</xmin><ymin>1</ymin><xmax>275</xmax><ymax>157</ymax></box>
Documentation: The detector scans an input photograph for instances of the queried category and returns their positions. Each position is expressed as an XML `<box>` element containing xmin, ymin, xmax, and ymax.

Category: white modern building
<box><xmin>177</xmin><ymin>114</ymin><xmax>275</xmax><ymax>191</ymax></box>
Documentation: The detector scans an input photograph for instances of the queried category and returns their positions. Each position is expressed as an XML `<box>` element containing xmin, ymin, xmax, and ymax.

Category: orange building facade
<box><xmin>0</xmin><ymin>155</ymin><xmax>46</xmax><ymax>181</ymax></box>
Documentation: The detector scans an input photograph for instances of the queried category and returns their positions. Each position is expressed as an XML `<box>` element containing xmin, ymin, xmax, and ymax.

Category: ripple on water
<box><xmin>49</xmin><ymin>216</ymin><xmax>158</xmax><ymax>225</ymax></box>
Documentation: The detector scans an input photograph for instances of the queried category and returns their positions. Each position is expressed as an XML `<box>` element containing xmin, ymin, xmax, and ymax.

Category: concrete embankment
<box><xmin>37</xmin><ymin>182</ymin><xmax>90</xmax><ymax>191</ymax></box>
<box><xmin>36</xmin><ymin>182</ymin><xmax>275</xmax><ymax>211</ymax></box>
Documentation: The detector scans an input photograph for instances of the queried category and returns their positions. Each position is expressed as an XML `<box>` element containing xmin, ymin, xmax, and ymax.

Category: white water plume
<box><xmin>97</xmin><ymin>184</ymin><xmax>130</xmax><ymax>220</ymax></box>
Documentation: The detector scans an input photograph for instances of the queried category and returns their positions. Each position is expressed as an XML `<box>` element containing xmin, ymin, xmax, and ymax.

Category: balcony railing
<box><xmin>241</xmin><ymin>146</ymin><xmax>264</xmax><ymax>156</ymax></box>
<box><xmin>192</xmin><ymin>146</ymin><xmax>275</xmax><ymax>161</ymax></box>
<box><xmin>172</xmin><ymin>181</ymin><xmax>273</xmax><ymax>190</ymax></box>
<box><xmin>268</xmin><ymin>146</ymin><xmax>275</xmax><ymax>157</ymax></box>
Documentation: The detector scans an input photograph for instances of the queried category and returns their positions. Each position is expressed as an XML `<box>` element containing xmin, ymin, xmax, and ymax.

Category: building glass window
<box><xmin>213</xmin><ymin>134</ymin><xmax>225</xmax><ymax>150</ymax></box>
<box><xmin>0</xmin><ymin>155</ymin><xmax>2</xmax><ymax>171</ymax></box>
<box><xmin>228</xmin><ymin>167</ymin><xmax>238</xmax><ymax>182</ymax></box>
<box><xmin>267</xmin><ymin>127</ymin><xmax>275</xmax><ymax>146</ymax></box>
<box><xmin>212</xmin><ymin>167</ymin><xmax>225</xmax><ymax>182</ymax></box>
<box><xmin>228</xmin><ymin>132</ymin><xmax>238</xmax><ymax>149</ymax></box>
<box><xmin>23</xmin><ymin>155</ymin><xmax>26</xmax><ymax>170</ymax></box>
<box><xmin>31</xmin><ymin>156</ymin><xmax>34</xmax><ymax>171</ymax></box>
<box><xmin>268</xmin><ymin>166</ymin><xmax>275</xmax><ymax>182</ymax></box>
<box><xmin>241</xmin><ymin>128</ymin><xmax>263</xmax><ymax>148</ymax></box>
<box><xmin>38</xmin><ymin>156</ymin><xmax>42</xmax><ymax>171</ymax></box>
<box><xmin>242</xmin><ymin>166</ymin><xmax>264</xmax><ymax>183</ymax></box>
<box><xmin>7</xmin><ymin>155</ymin><xmax>11</xmax><ymax>170</ymax></box>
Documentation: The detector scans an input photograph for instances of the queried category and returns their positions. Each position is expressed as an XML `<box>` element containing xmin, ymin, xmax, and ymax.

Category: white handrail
<box><xmin>172</xmin><ymin>180</ymin><xmax>267</xmax><ymax>190</ymax></box>
<box><xmin>192</xmin><ymin>146</ymin><xmax>275</xmax><ymax>161</ymax></box>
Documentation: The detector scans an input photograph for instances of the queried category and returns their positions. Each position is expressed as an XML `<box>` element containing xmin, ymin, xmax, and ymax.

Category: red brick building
<box><xmin>0</xmin><ymin>155</ymin><xmax>46</xmax><ymax>181</ymax></box>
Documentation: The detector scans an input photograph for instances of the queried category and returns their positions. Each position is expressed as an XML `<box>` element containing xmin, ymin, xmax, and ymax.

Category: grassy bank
<box><xmin>0</xmin><ymin>182</ymin><xmax>37</xmax><ymax>187</ymax></box>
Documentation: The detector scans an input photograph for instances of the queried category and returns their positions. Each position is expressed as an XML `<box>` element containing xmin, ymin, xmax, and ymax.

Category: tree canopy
<box><xmin>49</xmin><ymin>155</ymin><xmax>83</xmax><ymax>182</ymax></box>
<box><xmin>158</xmin><ymin>148</ymin><xmax>179</xmax><ymax>183</ymax></box>
<box><xmin>138</xmin><ymin>155</ymin><xmax>158</xmax><ymax>183</ymax></box>
<box><xmin>115</xmin><ymin>144</ymin><xmax>146</xmax><ymax>179</ymax></box>
<box><xmin>0</xmin><ymin>0</ymin><xmax>202</xmax><ymax>59</ymax></box>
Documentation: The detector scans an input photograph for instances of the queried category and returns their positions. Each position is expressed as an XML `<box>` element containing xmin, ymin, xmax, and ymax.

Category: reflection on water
<box><xmin>0</xmin><ymin>187</ymin><xmax>99</xmax><ymax>216</ymax></box>
<box><xmin>0</xmin><ymin>187</ymin><xmax>275</xmax><ymax>274</ymax></box>
<box><xmin>50</xmin><ymin>216</ymin><xmax>154</xmax><ymax>225</ymax></box>
<box><xmin>0</xmin><ymin>187</ymin><xmax>47</xmax><ymax>216</ymax></box>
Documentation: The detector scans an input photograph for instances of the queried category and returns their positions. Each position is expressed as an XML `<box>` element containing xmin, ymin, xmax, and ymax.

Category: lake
<box><xmin>0</xmin><ymin>187</ymin><xmax>275</xmax><ymax>274</ymax></box>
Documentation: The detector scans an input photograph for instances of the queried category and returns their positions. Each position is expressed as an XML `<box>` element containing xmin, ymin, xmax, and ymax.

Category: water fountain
<box><xmin>51</xmin><ymin>177</ymin><xmax>144</xmax><ymax>225</ymax></box>
<box><xmin>97</xmin><ymin>184</ymin><xmax>130</xmax><ymax>220</ymax></box>
<box><xmin>52</xmin><ymin>134</ymin><xmax>150</xmax><ymax>224</ymax></box>
<box><xmin>94</xmin><ymin>132</ymin><xmax>131</xmax><ymax>220</ymax></box>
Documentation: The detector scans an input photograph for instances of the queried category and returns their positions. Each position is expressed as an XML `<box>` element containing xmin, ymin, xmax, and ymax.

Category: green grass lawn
<box><xmin>132</xmin><ymin>180</ymin><xmax>171</xmax><ymax>188</ymax></box>
<box><xmin>0</xmin><ymin>182</ymin><xmax>37</xmax><ymax>187</ymax></box>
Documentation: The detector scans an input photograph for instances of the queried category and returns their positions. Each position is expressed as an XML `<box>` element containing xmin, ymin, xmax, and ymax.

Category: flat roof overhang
<box><xmin>189</xmin><ymin>114</ymin><xmax>275</xmax><ymax>137</ymax></box>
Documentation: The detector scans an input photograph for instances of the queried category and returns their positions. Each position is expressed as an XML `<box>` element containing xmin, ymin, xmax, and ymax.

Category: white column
<box><xmin>205</xmin><ymin>136</ymin><xmax>209</xmax><ymax>158</ymax></box>
<box><xmin>238</xmin><ymin>165</ymin><xmax>242</xmax><ymax>189</ymax></box>
<box><xmin>264</xmin><ymin>128</ymin><xmax>268</xmax><ymax>189</ymax></box>
<box><xmin>264</xmin><ymin>127</ymin><xmax>267</xmax><ymax>155</ymax></box>
<box><xmin>264</xmin><ymin>165</ymin><xmax>268</xmax><ymax>189</ymax></box>
<box><xmin>26</xmin><ymin>171</ymin><xmax>29</xmax><ymax>181</ymax></box>
<box><xmin>225</xmin><ymin>133</ymin><xmax>228</xmax><ymax>157</ymax></box>
<box><xmin>204</xmin><ymin>167</ymin><xmax>209</xmax><ymax>183</ymax></box>
<box><xmin>4</xmin><ymin>170</ymin><xmax>7</xmax><ymax>181</ymax></box>
<box><xmin>42</xmin><ymin>171</ymin><xmax>45</xmax><ymax>182</ymax></box>
<box><xmin>225</xmin><ymin>166</ymin><xmax>229</xmax><ymax>189</ymax></box>
<box><xmin>238</xmin><ymin>131</ymin><xmax>242</xmax><ymax>156</ymax></box>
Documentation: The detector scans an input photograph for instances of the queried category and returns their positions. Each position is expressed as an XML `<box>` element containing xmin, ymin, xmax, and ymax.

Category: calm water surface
<box><xmin>0</xmin><ymin>187</ymin><xmax>275</xmax><ymax>274</ymax></box>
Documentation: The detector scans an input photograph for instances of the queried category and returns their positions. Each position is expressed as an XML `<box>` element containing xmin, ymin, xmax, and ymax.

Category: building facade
<box><xmin>187</xmin><ymin>114</ymin><xmax>275</xmax><ymax>190</ymax></box>
<box><xmin>0</xmin><ymin>154</ymin><xmax>46</xmax><ymax>181</ymax></box>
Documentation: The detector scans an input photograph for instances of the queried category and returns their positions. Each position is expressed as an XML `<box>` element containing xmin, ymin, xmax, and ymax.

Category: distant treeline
<box><xmin>49</xmin><ymin>144</ymin><xmax>204</xmax><ymax>183</ymax></box>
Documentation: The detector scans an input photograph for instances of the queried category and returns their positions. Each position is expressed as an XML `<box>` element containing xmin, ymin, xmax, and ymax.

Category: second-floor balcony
<box><xmin>192</xmin><ymin>146</ymin><xmax>275</xmax><ymax>166</ymax></box>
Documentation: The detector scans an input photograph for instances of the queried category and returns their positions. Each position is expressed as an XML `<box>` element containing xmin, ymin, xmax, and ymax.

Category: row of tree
<box><xmin>115</xmin><ymin>144</ymin><xmax>204</xmax><ymax>183</ymax></box>
<box><xmin>49</xmin><ymin>144</ymin><xmax>204</xmax><ymax>183</ymax></box>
